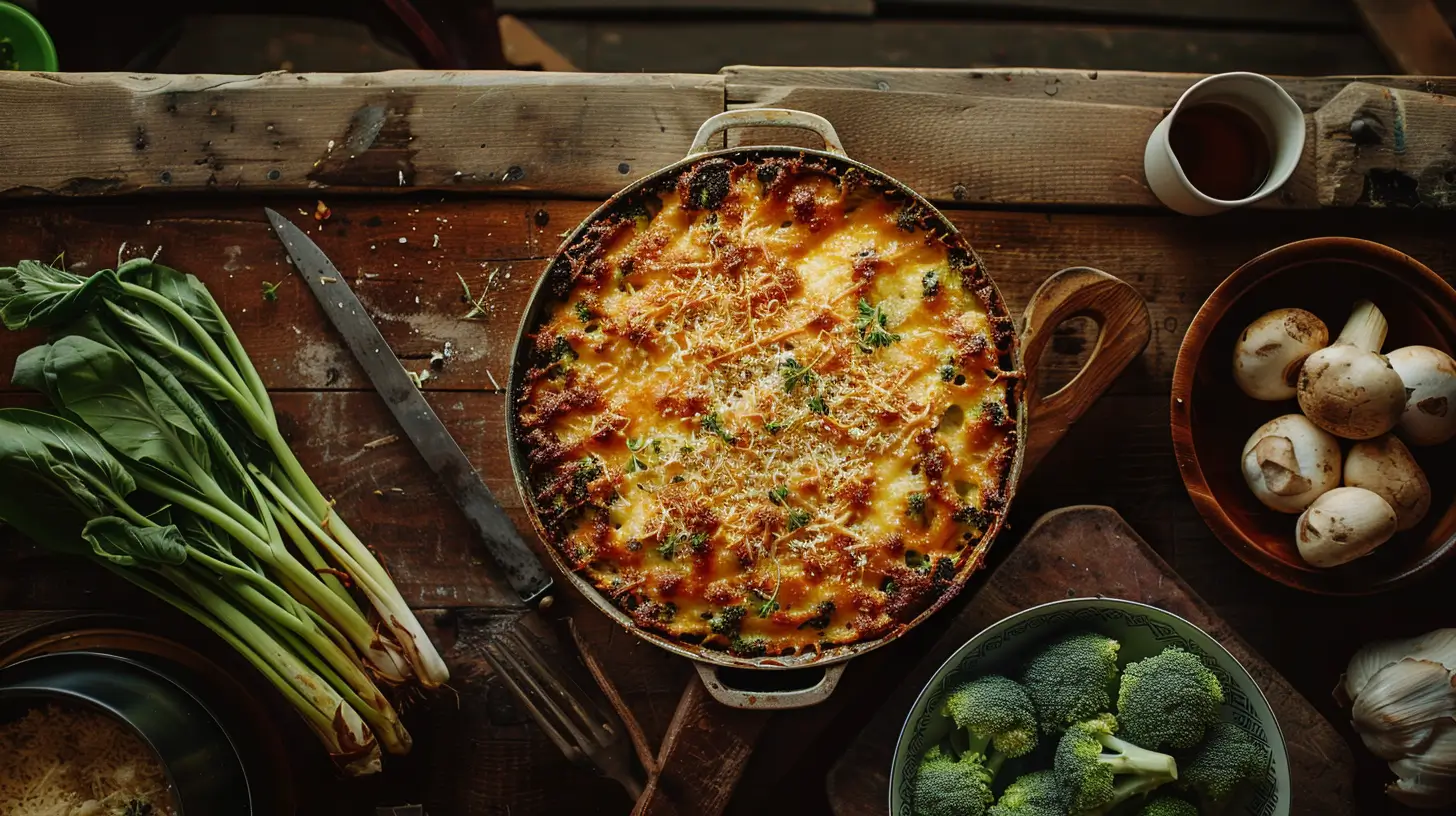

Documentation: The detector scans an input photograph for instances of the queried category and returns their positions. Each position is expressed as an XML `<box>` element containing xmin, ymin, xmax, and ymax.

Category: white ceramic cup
<box><xmin>1143</xmin><ymin>72</ymin><xmax>1305</xmax><ymax>216</ymax></box>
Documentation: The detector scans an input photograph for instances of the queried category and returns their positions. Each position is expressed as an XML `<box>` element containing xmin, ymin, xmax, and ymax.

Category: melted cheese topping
<box><xmin>518</xmin><ymin>157</ymin><xmax>1018</xmax><ymax>657</ymax></box>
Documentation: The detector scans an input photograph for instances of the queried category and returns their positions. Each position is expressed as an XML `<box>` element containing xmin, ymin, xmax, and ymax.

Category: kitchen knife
<box><xmin>266</xmin><ymin>209</ymin><xmax>644</xmax><ymax>798</ymax></box>
<box><xmin>265</xmin><ymin>208</ymin><xmax>552</xmax><ymax>603</ymax></box>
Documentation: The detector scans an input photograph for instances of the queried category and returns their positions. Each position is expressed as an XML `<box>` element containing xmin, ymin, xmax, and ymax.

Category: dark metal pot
<box><xmin>0</xmin><ymin>650</ymin><xmax>253</xmax><ymax>815</ymax></box>
<box><xmin>507</xmin><ymin>109</ymin><xmax>1029</xmax><ymax>709</ymax></box>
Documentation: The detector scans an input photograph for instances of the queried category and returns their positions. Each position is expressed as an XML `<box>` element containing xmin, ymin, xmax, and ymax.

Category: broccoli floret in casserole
<box><xmin>1116</xmin><ymin>646</ymin><xmax>1224</xmax><ymax>751</ymax></box>
<box><xmin>1020</xmin><ymin>631</ymin><xmax>1121</xmax><ymax>734</ymax></box>
<box><xmin>1053</xmin><ymin>714</ymin><xmax>1177</xmax><ymax>814</ymax></box>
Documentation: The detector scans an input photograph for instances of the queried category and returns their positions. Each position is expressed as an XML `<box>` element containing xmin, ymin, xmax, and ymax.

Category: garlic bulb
<box><xmin>1343</xmin><ymin>629</ymin><xmax>1456</xmax><ymax>808</ymax></box>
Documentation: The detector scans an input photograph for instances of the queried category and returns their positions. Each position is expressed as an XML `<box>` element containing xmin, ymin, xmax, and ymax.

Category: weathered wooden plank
<box><xmin>525</xmin><ymin>19</ymin><xmax>1388</xmax><ymax>76</ymax></box>
<box><xmin>4</xmin><ymin>200</ymin><xmax>1456</xmax><ymax>398</ymax></box>
<box><xmin>1353</xmin><ymin>0</ymin><xmax>1456</xmax><ymax>74</ymax></box>
<box><xmin>1314</xmin><ymin>82</ymin><xmax>1456</xmax><ymax>207</ymax></box>
<box><xmin>720</xmin><ymin>66</ymin><xmax>1456</xmax><ymax>110</ymax></box>
<box><xmin>0</xmin><ymin>71</ymin><xmax>724</xmax><ymax>198</ymax></box>
<box><xmin>874</xmin><ymin>0</ymin><xmax>1356</xmax><ymax>25</ymax></box>
<box><xmin>730</xmin><ymin>85</ymin><xmax>1168</xmax><ymax>207</ymax></box>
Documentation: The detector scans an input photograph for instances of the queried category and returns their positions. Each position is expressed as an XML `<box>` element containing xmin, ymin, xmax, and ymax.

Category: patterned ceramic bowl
<box><xmin>890</xmin><ymin>597</ymin><xmax>1290</xmax><ymax>815</ymax></box>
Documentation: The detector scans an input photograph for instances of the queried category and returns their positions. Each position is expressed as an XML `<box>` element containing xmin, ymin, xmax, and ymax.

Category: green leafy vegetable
<box><xmin>808</xmin><ymin>395</ymin><xmax>830</xmax><ymax>416</ymax></box>
<box><xmin>0</xmin><ymin>255</ymin><xmax>455</xmax><ymax>776</ymax></box>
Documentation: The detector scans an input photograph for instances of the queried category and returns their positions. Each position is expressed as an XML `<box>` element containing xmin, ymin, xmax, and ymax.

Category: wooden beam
<box><xmin>1352</xmin><ymin>0</ymin><xmax>1456</xmax><ymax>73</ymax></box>
<box><xmin>720</xmin><ymin>66</ymin><xmax>1456</xmax><ymax>110</ymax></box>
<box><xmin>0</xmin><ymin>71</ymin><xmax>724</xmax><ymax>199</ymax></box>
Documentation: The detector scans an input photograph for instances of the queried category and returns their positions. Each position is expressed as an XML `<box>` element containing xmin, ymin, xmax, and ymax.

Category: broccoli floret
<box><xmin>942</xmin><ymin>675</ymin><xmax>1039</xmax><ymax>758</ymax></box>
<box><xmin>1053</xmin><ymin>714</ymin><xmax>1177</xmax><ymax>814</ymax></box>
<box><xmin>988</xmin><ymin>770</ymin><xmax>1068</xmax><ymax>816</ymax></box>
<box><xmin>708</xmin><ymin>605</ymin><xmax>746</xmax><ymax>637</ymax></box>
<box><xmin>1117</xmin><ymin>646</ymin><xmax>1224</xmax><ymax>751</ymax></box>
<box><xmin>1135</xmin><ymin>795</ymin><xmax>1199</xmax><ymax>816</ymax></box>
<box><xmin>912</xmin><ymin>744</ymin><xmax>995</xmax><ymax>816</ymax></box>
<box><xmin>1179</xmin><ymin>722</ymin><xmax>1268</xmax><ymax>806</ymax></box>
<box><xmin>1021</xmin><ymin>631</ymin><xmax>1121</xmax><ymax>734</ymax></box>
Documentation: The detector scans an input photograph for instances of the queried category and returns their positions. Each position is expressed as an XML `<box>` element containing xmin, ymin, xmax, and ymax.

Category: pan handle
<box><xmin>687</xmin><ymin>108</ymin><xmax>847</xmax><ymax>158</ymax></box>
<box><xmin>692</xmin><ymin>661</ymin><xmax>847</xmax><ymax>710</ymax></box>
<box><xmin>1018</xmin><ymin>267</ymin><xmax>1151</xmax><ymax>476</ymax></box>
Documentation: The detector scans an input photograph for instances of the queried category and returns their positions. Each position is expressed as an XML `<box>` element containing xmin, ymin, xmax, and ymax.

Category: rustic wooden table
<box><xmin>1</xmin><ymin>67</ymin><xmax>1454</xmax><ymax>815</ymax></box>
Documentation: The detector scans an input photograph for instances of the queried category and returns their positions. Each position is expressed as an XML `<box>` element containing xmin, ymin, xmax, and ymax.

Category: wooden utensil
<box><xmin>1171</xmin><ymin>237</ymin><xmax>1456</xmax><ymax>594</ymax></box>
<box><xmin>633</xmin><ymin>267</ymin><xmax>1152</xmax><ymax>815</ymax></box>
<box><xmin>825</xmin><ymin>505</ymin><xmax>1357</xmax><ymax>816</ymax></box>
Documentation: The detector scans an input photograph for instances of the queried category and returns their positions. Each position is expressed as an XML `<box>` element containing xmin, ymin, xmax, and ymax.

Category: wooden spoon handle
<box><xmin>1018</xmin><ymin>267</ymin><xmax>1151</xmax><ymax>476</ymax></box>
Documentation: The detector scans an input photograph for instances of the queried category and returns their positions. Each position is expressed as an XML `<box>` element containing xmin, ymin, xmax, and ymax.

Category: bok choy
<box><xmin>0</xmin><ymin>256</ymin><xmax>450</xmax><ymax>775</ymax></box>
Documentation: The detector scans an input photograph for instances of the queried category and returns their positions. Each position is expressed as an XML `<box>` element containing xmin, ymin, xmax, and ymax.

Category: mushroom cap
<box><xmin>1296</xmin><ymin>487</ymin><xmax>1398</xmax><ymax>568</ymax></box>
<box><xmin>1345</xmin><ymin>434</ymin><xmax>1432</xmax><ymax>531</ymax></box>
<box><xmin>1233</xmin><ymin>308</ymin><xmax>1329</xmax><ymax>401</ymax></box>
<box><xmin>1297</xmin><ymin>345</ymin><xmax>1406</xmax><ymax>440</ymax></box>
<box><xmin>1388</xmin><ymin>345</ymin><xmax>1456</xmax><ymax>446</ymax></box>
<box><xmin>1240</xmin><ymin>414</ymin><xmax>1341</xmax><ymax>513</ymax></box>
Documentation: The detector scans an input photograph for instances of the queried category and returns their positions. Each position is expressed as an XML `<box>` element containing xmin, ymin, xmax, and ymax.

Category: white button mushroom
<box><xmin>1388</xmin><ymin>345</ymin><xmax>1456</xmax><ymax>446</ymax></box>
<box><xmin>1345</xmin><ymin>434</ymin><xmax>1431</xmax><ymax>531</ymax></box>
<box><xmin>1297</xmin><ymin>300</ymin><xmax>1406</xmax><ymax>440</ymax></box>
<box><xmin>1233</xmin><ymin>308</ymin><xmax>1329</xmax><ymax>401</ymax></box>
<box><xmin>1241</xmin><ymin>414</ymin><xmax>1341</xmax><ymax>513</ymax></box>
<box><xmin>1296</xmin><ymin>487</ymin><xmax>1399</xmax><ymax>567</ymax></box>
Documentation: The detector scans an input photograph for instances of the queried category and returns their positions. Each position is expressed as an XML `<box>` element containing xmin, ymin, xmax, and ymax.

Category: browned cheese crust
<box><xmin>515</xmin><ymin>155</ymin><xmax>1019</xmax><ymax>658</ymax></box>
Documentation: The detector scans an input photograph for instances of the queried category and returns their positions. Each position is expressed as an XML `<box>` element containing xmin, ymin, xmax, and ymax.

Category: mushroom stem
<box><xmin>1337</xmin><ymin>299</ymin><xmax>1389</xmax><ymax>352</ymax></box>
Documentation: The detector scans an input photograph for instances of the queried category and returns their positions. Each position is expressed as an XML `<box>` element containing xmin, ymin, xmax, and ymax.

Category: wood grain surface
<box><xmin>0</xmin><ymin>72</ymin><xmax>724</xmax><ymax>198</ymax></box>
<box><xmin>825</xmin><ymin>505</ymin><xmax>1356</xmax><ymax>816</ymax></box>
<box><xmin>721</xmin><ymin>66</ymin><xmax>1456</xmax><ymax>110</ymax></box>
<box><xmin>1353</xmin><ymin>0</ymin><xmax>1456</xmax><ymax>75</ymax></box>
<box><xmin>3</xmin><ymin>69</ymin><xmax>1456</xmax><ymax>814</ymax></box>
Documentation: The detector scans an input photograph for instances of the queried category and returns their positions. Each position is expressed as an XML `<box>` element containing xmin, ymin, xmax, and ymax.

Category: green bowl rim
<box><xmin>890</xmin><ymin>596</ymin><xmax>1291</xmax><ymax>815</ymax></box>
<box><xmin>0</xmin><ymin>1</ymin><xmax>58</xmax><ymax>72</ymax></box>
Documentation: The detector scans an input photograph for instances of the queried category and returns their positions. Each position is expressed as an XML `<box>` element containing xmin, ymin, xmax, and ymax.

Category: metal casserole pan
<box><xmin>507</xmin><ymin>109</ymin><xmax>1139</xmax><ymax>709</ymax></box>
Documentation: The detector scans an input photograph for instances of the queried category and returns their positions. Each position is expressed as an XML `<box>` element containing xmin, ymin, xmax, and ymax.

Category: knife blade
<box><xmin>265</xmin><ymin>208</ymin><xmax>553</xmax><ymax>604</ymax></box>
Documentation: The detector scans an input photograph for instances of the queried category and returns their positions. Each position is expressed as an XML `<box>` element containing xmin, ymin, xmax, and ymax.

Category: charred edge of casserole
<box><xmin>513</xmin><ymin>151</ymin><xmax>1022</xmax><ymax>656</ymax></box>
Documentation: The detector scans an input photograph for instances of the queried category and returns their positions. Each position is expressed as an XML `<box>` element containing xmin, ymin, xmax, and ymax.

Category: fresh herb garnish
<box><xmin>764</xmin><ymin>419</ymin><xmax>787</xmax><ymax>434</ymax></box>
<box><xmin>780</xmin><ymin>356</ymin><xmax>818</xmax><ymax>394</ymax></box>
<box><xmin>625</xmin><ymin>436</ymin><xmax>649</xmax><ymax>473</ymax></box>
<box><xmin>855</xmin><ymin>299</ymin><xmax>902</xmax><ymax>353</ymax></box>
<box><xmin>787</xmin><ymin>508</ymin><xmax>812</xmax><ymax>531</ymax></box>
<box><xmin>768</xmin><ymin>485</ymin><xmax>789</xmax><ymax>505</ymax></box>
<box><xmin>702</xmin><ymin>411</ymin><xmax>736</xmax><ymax>445</ymax></box>
<box><xmin>808</xmin><ymin>395</ymin><xmax>830</xmax><ymax>416</ymax></box>
<box><xmin>261</xmin><ymin>280</ymin><xmax>283</xmax><ymax>302</ymax></box>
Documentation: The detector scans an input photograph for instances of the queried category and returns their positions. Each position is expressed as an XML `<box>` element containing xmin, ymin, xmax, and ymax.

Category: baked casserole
<box><xmin>515</xmin><ymin>155</ymin><xmax>1020</xmax><ymax>657</ymax></box>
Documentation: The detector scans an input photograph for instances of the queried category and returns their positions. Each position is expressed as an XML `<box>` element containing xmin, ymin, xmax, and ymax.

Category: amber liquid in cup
<box><xmin>1168</xmin><ymin>102</ymin><xmax>1272</xmax><ymax>201</ymax></box>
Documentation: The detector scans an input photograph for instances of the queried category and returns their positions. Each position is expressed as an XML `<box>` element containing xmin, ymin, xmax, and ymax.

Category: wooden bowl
<box><xmin>1172</xmin><ymin>237</ymin><xmax>1456</xmax><ymax>594</ymax></box>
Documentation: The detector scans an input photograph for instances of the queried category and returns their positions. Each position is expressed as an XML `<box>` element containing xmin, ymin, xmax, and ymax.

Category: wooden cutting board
<box><xmin>825</xmin><ymin>505</ymin><xmax>1356</xmax><ymax>816</ymax></box>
